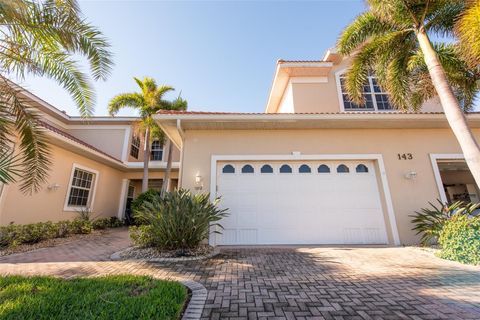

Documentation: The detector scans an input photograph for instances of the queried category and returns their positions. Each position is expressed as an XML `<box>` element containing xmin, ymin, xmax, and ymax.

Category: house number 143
<box><xmin>397</xmin><ymin>153</ymin><xmax>413</xmax><ymax>160</ymax></box>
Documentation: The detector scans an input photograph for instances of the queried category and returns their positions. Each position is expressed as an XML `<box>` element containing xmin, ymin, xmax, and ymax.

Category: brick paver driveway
<box><xmin>0</xmin><ymin>229</ymin><xmax>479</xmax><ymax>320</ymax></box>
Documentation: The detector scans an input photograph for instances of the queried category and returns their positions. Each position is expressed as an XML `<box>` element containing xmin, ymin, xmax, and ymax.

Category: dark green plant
<box><xmin>68</xmin><ymin>219</ymin><xmax>92</xmax><ymax>235</ymax></box>
<box><xmin>92</xmin><ymin>217</ymin><xmax>124</xmax><ymax>230</ymax></box>
<box><xmin>130</xmin><ymin>189</ymin><xmax>228</xmax><ymax>250</ymax></box>
<box><xmin>130</xmin><ymin>189</ymin><xmax>161</xmax><ymax>224</ymax></box>
<box><xmin>438</xmin><ymin>214</ymin><xmax>480</xmax><ymax>265</ymax></box>
<box><xmin>411</xmin><ymin>200</ymin><xmax>479</xmax><ymax>245</ymax></box>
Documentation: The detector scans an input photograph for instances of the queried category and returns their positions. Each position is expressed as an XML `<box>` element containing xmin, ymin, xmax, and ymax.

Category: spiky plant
<box><xmin>338</xmin><ymin>0</ymin><xmax>480</xmax><ymax>187</ymax></box>
<box><xmin>108</xmin><ymin>77</ymin><xmax>174</xmax><ymax>192</ymax></box>
<box><xmin>0</xmin><ymin>0</ymin><xmax>113</xmax><ymax>193</ymax></box>
<box><xmin>410</xmin><ymin>200</ymin><xmax>479</xmax><ymax>245</ymax></box>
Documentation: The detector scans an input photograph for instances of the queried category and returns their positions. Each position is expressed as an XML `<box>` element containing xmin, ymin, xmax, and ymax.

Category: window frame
<box><xmin>279</xmin><ymin>164</ymin><xmax>293</xmax><ymax>174</ymax></box>
<box><xmin>260</xmin><ymin>164</ymin><xmax>274</xmax><ymax>174</ymax></box>
<box><xmin>130</xmin><ymin>135</ymin><xmax>140</xmax><ymax>159</ymax></box>
<box><xmin>335</xmin><ymin>69</ymin><xmax>394</xmax><ymax>112</ymax></box>
<box><xmin>222</xmin><ymin>164</ymin><xmax>236</xmax><ymax>174</ymax></box>
<box><xmin>63</xmin><ymin>164</ymin><xmax>99</xmax><ymax>212</ymax></box>
<box><xmin>150</xmin><ymin>140</ymin><xmax>164</xmax><ymax>161</ymax></box>
<box><xmin>241</xmin><ymin>164</ymin><xmax>255</xmax><ymax>174</ymax></box>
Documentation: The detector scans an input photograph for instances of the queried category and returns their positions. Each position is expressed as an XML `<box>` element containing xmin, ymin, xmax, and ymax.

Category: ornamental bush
<box><xmin>130</xmin><ymin>189</ymin><xmax>228</xmax><ymax>250</ymax></box>
<box><xmin>438</xmin><ymin>214</ymin><xmax>480</xmax><ymax>265</ymax></box>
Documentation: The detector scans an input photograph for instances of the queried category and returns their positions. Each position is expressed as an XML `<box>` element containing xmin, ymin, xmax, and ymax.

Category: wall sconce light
<box><xmin>194</xmin><ymin>174</ymin><xmax>203</xmax><ymax>190</ymax></box>
<box><xmin>404</xmin><ymin>171</ymin><xmax>417</xmax><ymax>180</ymax></box>
<box><xmin>47</xmin><ymin>183</ymin><xmax>60</xmax><ymax>191</ymax></box>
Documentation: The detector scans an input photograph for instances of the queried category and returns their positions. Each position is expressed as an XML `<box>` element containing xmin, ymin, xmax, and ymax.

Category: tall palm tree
<box><xmin>160</xmin><ymin>95</ymin><xmax>188</xmax><ymax>196</ymax></box>
<box><xmin>108</xmin><ymin>77</ymin><xmax>174</xmax><ymax>192</ymax></box>
<box><xmin>455</xmin><ymin>0</ymin><xmax>480</xmax><ymax>67</ymax></box>
<box><xmin>338</xmin><ymin>0</ymin><xmax>480</xmax><ymax>187</ymax></box>
<box><xmin>0</xmin><ymin>0</ymin><xmax>113</xmax><ymax>193</ymax></box>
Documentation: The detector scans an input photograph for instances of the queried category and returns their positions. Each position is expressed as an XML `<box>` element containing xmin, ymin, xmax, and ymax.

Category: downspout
<box><xmin>177</xmin><ymin>119</ymin><xmax>186</xmax><ymax>188</ymax></box>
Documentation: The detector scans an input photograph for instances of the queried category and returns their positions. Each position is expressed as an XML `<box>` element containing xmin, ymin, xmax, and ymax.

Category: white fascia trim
<box><xmin>290</xmin><ymin>77</ymin><xmax>328</xmax><ymax>84</ymax></box>
<box><xmin>124</xmin><ymin>161</ymin><xmax>180</xmax><ymax>169</ymax></box>
<box><xmin>121</xmin><ymin>126</ymin><xmax>132</xmax><ymax>162</ymax></box>
<box><xmin>279</xmin><ymin>62</ymin><xmax>333</xmax><ymax>68</ymax></box>
<box><xmin>67</xmin><ymin>125</ymin><xmax>132</xmax><ymax>130</ymax></box>
<box><xmin>430</xmin><ymin>153</ymin><xmax>465</xmax><ymax>203</ymax></box>
<box><xmin>63</xmin><ymin>163</ymin><xmax>100</xmax><ymax>212</ymax></box>
<box><xmin>209</xmin><ymin>153</ymin><xmax>401</xmax><ymax>246</ymax></box>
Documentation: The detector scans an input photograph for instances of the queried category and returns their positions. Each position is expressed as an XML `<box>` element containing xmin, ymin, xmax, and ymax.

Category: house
<box><xmin>0</xmin><ymin>87</ymin><xmax>181</xmax><ymax>225</ymax></box>
<box><xmin>1</xmin><ymin>48</ymin><xmax>479</xmax><ymax>246</ymax></box>
<box><xmin>154</xmin><ymin>49</ymin><xmax>480</xmax><ymax>246</ymax></box>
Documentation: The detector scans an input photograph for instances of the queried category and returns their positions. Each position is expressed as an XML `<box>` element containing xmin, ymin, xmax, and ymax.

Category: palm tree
<box><xmin>108</xmin><ymin>77</ymin><xmax>174</xmax><ymax>192</ymax></box>
<box><xmin>160</xmin><ymin>95</ymin><xmax>188</xmax><ymax>196</ymax></box>
<box><xmin>455</xmin><ymin>1</ymin><xmax>480</xmax><ymax>67</ymax></box>
<box><xmin>338</xmin><ymin>0</ymin><xmax>480</xmax><ymax>187</ymax></box>
<box><xmin>0</xmin><ymin>0</ymin><xmax>113</xmax><ymax>193</ymax></box>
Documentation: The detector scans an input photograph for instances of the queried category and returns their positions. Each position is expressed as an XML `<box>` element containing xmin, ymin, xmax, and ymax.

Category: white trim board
<box><xmin>209</xmin><ymin>153</ymin><xmax>401</xmax><ymax>246</ymax></box>
<box><xmin>430</xmin><ymin>153</ymin><xmax>465</xmax><ymax>203</ymax></box>
<box><xmin>63</xmin><ymin>163</ymin><xmax>100</xmax><ymax>212</ymax></box>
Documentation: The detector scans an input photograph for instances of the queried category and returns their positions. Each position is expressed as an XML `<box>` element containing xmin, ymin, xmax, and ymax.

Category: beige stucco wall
<box><xmin>179</xmin><ymin>128</ymin><xmax>480</xmax><ymax>245</ymax></box>
<box><xmin>0</xmin><ymin>144</ymin><xmax>125</xmax><ymax>225</ymax></box>
<box><xmin>69</xmin><ymin>128</ymin><xmax>127</xmax><ymax>160</ymax></box>
<box><xmin>279</xmin><ymin>58</ymin><xmax>444</xmax><ymax>114</ymax></box>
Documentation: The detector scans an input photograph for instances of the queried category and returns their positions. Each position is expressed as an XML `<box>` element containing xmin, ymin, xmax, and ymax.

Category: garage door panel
<box><xmin>216</xmin><ymin>160</ymin><xmax>388</xmax><ymax>245</ymax></box>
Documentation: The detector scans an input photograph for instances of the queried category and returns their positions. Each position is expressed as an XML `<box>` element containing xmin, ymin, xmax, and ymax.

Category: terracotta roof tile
<box><xmin>39</xmin><ymin>121</ymin><xmax>123</xmax><ymax>163</ymax></box>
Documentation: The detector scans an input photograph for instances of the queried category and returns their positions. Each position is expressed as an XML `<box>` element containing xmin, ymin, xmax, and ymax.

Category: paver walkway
<box><xmin>0</xmin><ymin>229</ymin><xmax>479</xmax><ymax>320</ymax></box>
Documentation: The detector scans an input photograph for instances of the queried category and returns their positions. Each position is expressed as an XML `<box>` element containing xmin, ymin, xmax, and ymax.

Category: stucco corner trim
<box><xmin>209</xmin><ymin>153</ymin><xmax>401</xmax><ymax>246</ymax></box>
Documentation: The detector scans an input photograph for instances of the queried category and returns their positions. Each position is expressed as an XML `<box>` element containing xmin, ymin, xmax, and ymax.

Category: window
<box><xmin>339</xmin><ymin>75</ymin><xmax>393</xmax><ymax>111</ymax></box>
<box><xmin>299</xmin><ymin>164</ymin><xmax>311</xmax><ymax>173</ymax></box>
<box><xmin>150</xmin><ymin>140</ymin><xmax>163</xmax><ymax>161</ymax></box>
<box><xmin>318</xmin><ymin>165</ymin><xmax>330</xmax><ymax>173</ymax></box>
<box><xmin>222</xmin><ymin>164</ymin><xmax>235</xmax><ymax>174</ymax></box>
<box><xmin>241</xmin><ymin>164</ymin><xmax>254</xmax><ymax>173</ymax></box>
<box><xmin>127</xmin><ymin>185</ymin><xmax>135</xmax><ymax>199</ymax></box>
<box><xmin>337</xmin><ymin>164</ymin><xmax>350</xmax><ymax>173</ymax></box>
<box><xmin>130</xmin><ymin>135</ymin><xmax>140</xmax><ymax>159</ymax></box>
<box><xmin>260</xmin><ymin>164</ymin><xmax>273</xmax><ymax>173</ymax></box>
<box><xmin>356</xmin><ymin>164</ymin><xmax>369</xmax><ymax>173</ymax></box>
<box><xmin>148</xmin><ymin>180</ymin><xmax>163</xmax><ymax>191</ymax></box>
<box><xmin>66</xmin><ymin>167</ymin><xmax>96</xmax><ymax>208</ymax></box>
<box><xmin>279</xmin><ymin>164</ymin><xmax>292</xmax><ymax>173</ymax></box>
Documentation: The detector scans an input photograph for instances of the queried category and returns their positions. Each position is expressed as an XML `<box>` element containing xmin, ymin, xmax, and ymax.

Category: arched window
<box><xmin>260</xmin><ymin>164</ymin><xmax>273</xmax><ymax>173</ymax></box>
<box><xmin>279</xmin><ymin>164</ymin><xmax>293</xmax><ymax>173</ymax></box>
<box><xmin>222</xmin><ymin>164</ymin><xmax>235</xmax><ymax>174</ymax></box>
<box><xmin>356</xmin><ymin>164</ymin><xmax>369</xmax><ymax>173</ymax></box>
<box><xmin>241</xmin><ymin>164</ymin><xmax>254</xmax><ymax>174</ymax></box>
<box><xmin>299</xmin><ymin>164</ymin><xmax>311</xmax><ymax>173</ymax></box>
<box><xmin>318</xmin><ymin>165</ymin><xmax>330</xmax><ymax>173</ymax></box>
<box><xmin>337</xmin><ymin>164</ymin><xmax>350</xmax><ymax>173</ymax></box>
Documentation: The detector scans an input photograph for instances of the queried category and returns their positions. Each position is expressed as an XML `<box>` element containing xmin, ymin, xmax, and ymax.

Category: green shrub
<box><xmin>410</xmin><ymin>200</ymin><xmax>479</xmax><ymax>245</ymax></box>
<box><xmin>130</xmin><ymin>189</ymin><xmax>161</xmax><ymax>224</ymax></box>
<box><xmin>130</xmin><ymin>189</ymin><xmax>228</xmax><ymax>250</ymax></box>
<box><xmin>69</xmin><ymin>219</ymin><xmax>93</xmax><ymax>234</ymax></box>
<box><xmin>438</xmin><ymin>214</ymin><xmax>480</xmax><ymax>265</ymax></box>
<box><xmin>92</xmin><ymin>217</ymin><xmax>124</xmax><ymax>230</ymax></box>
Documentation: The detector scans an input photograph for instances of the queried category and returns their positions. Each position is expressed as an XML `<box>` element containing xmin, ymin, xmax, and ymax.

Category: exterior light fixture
<box><xmin>404</xmin><ymin>171</ymin><xmax>417</xmax><ymax>180</ymax></box>
<box><xmin>47</xmin><ymin>183</ymin><xmax>60</xmax><ymax>191</ymax></box>
<box><xmin>194</xmin><ymin>174</ymin><xmax>203</xmax><ymax>190</ymax></box>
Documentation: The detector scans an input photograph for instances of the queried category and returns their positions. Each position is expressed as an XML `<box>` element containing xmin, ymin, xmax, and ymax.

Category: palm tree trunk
<box><xmin>161</xmin><ymin>139</ymin><xmax>173</xmax><ymax>197</ymax></box>
<box><xmin>142</xmin><ymin>127</ymin><xmax>150</xmax><ymax>192</ymax></box>
<box><xmin>417</xmin><ymin>28</ymin><xmax>480</xmax><ymax>188</ymax></box>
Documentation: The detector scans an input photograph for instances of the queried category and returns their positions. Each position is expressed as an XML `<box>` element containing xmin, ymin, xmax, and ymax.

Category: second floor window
<box><xmin>151</xmin><ymin>140</ymin><xmax>163</xmax><ymax>161</ymax></box>
<box><xmin>130</xmin><ymin>135</ymin><xmax>140</xmax><ymax>159</ymax></box>
<box><xmin>339</xmin><ymin>75</ymin><xmax>393</xmax><ymax>111</ymax></box>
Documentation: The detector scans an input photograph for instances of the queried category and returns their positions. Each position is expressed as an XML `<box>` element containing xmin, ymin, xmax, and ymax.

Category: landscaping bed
<box><xmin>0</xmin><ymin>275</ymin><xmax>187</xmax><ymax>320</ymax></box>
<box><xmin>115</xmin><ymin>244</ymin><xmax>215</xmax><ymax>261</ymax></box>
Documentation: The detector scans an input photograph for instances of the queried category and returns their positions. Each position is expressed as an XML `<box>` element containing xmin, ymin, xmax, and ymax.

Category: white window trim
<box><xmin>210</xmin><ymin>154</ymin><xmax>401</xmax><ymax>246</ymax></box>
<box><xmin>63</xmin><ymin>163</ymin><xmax>100</xmax><ymax>212</ymax></box>
<box><xmin>150</xmin><ymin>140</ymin><xmax>165</xmax><ymax>162</ymax></box>
<box><xmin>335</xmin><ymin>68</ymin><xmax>393</xmax><ymax>113</ymax></box>
<box><xmin>430</xmin><ymin>153</ymin><xmax>465</xmax><ymax>203</ymax></box>
<box><xmin>129</xmin><ymin>134</ymin><xmax>140</xmax><ymax>159</ymax></box>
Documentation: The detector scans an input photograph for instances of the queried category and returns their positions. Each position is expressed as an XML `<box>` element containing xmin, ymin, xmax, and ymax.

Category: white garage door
<box><xmin>214</xmin><ymin>160</ymin><xmax>388</xmax><ymax>245</ymax></box>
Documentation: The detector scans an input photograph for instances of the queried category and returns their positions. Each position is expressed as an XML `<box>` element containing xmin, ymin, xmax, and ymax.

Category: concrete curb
<box><xmin>110</xmin><ymin>247</ymin><xmax>220</xmax><ymax>262</ymax></box>
<box><xmin>180</xmin><ymin>279</ymin><xmax>208</xmax><ymax>320</ymax></box>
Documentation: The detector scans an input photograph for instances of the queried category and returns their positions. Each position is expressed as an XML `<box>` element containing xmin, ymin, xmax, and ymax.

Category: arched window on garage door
<box><xmin>279</xmin><ymin>164</ymin><xmax>293</xmax><ymax>173</ymax></box>
<box><xmin>337</xmin><ymin>164</ymin><xmax>350</xmax><ymax>173</ymax></box>
<box><xmin>299</xmin><ymin>164</ymin><xmax>311</xmax><ymax>173</ymax></box>
<box><xmin>318</xmin><ymin>164</ymin><xmax>330</xmax><ymax>173</ymax></box>
<box><xmin>356</xmin><ymin>164</ymin><xmax>369</xmax><ymax>173</ymax></box>
<box><xmin>260</xmin><ymin>164</ymin><xmax>273</xmax><ymax>173</ymax></box>
<box><xmin>241</xmin><ymin>164</ymin><xmax>255</xmax><ymax>173</ymax></box>
<box><xmin>222</xmin><ymin>164</ymin><xmax>235</xmax><ymax>174</ymax></box>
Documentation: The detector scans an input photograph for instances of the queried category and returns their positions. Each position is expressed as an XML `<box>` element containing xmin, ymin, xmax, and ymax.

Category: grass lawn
<box><xmin>0</xmin><ymin>275</ymin><xmax>188</xmax><ymax>320</ymax></box>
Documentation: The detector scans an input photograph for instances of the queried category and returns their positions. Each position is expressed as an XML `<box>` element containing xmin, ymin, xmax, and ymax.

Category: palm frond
<box><xmin>455</xmin><ymin>0</ymin><xmax>480</xmax><ymax>67</ymax></box>
<box><xmin>108</xmin><ymin>93</ymin><xmax>143</xmax><ymax>116</ymax></box>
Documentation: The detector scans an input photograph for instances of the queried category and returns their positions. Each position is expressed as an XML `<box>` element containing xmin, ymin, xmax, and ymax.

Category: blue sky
<box><xmin>20</xmin><ymin>0</ymin><xmax>366</xmax><ymax>116</ymax></box>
